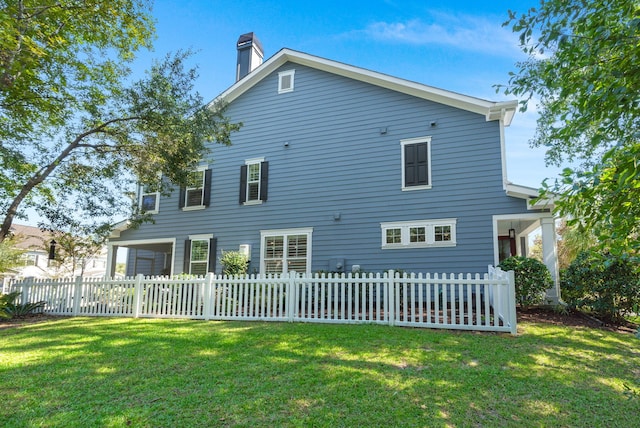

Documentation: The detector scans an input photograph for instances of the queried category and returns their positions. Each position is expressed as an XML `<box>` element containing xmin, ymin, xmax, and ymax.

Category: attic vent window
<box><xmin>278</xmin><ymin>70</ymin><xmax>295</xmax><ymax>93</ymax></box>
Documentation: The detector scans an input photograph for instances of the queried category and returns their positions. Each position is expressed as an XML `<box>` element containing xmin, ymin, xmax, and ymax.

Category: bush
<box><xmin>498</xmin><ymin>256</ymin><xmax>553</xmax><ymax>308</ymax></box>
<box><xmin>219</xmin><ymin>250</ymin><xmax>249</xmax><ymax>276</ymax></box>
<box><xmin>1</xmin><ymin>290</ymin><xmax>46</xmax><ymax>319</ymax></box>
<box><xmin>562</xmin><ymin>251</ymin><xmax>640</xmax><ymax>322</ymax></box>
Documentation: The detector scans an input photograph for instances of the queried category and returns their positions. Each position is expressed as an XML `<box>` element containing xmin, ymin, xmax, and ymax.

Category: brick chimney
<box><xmin>236</xmin><ymin>32</ymin><xmax>264</xmax><ymax>81</ymax></box>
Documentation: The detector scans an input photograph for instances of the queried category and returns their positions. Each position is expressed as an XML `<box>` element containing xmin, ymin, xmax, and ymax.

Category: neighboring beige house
<box><xmin>2</xmin><ymin>224</ymin><xmax>108</xmax><ymax>280</ymax></box>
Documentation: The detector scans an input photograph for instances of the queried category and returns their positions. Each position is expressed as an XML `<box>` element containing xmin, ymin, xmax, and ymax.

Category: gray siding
<box><xmin>113</xmin><ymin>63</ymin><xmax>530</xmax><ymax>274</ymax></box>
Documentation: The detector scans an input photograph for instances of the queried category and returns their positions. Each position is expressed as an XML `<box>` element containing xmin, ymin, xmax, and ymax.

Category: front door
<box><xmin>498</xmin><ymin>236</ymin><xmax>516</xmax><ymax>261</ymax></box>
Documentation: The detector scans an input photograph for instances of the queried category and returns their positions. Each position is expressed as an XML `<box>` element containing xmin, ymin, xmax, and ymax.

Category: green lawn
<box><xmin>1</xmin><ymin>317</ymin><xmax>639</xmax><ymax>427</ymax></box>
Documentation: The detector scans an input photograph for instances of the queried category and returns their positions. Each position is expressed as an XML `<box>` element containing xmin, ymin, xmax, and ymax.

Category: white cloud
<box><xmin>361</xmin><ymin>13</ymin><xmax>524</xmax><ymax>58</ymax></box>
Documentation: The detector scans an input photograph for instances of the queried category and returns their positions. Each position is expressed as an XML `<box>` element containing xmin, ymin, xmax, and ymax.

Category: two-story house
<box><xmin>107</xmin><ymin>33</ymin><xmax>560</xmax><ymax>301</ymax></box>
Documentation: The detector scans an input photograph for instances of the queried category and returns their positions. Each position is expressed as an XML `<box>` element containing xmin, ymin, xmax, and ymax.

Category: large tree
<box><xmin>502</xmin><ymin>0</ymin><xmax>640</xmax><ymax>254</ymax></box>
<box><xmin>0</xmin><ymin>1</ymin><xmax>239</xmax><ymax>242</ymax></box>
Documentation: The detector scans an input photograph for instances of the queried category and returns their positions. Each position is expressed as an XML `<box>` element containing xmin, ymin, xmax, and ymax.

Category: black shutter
<box><xmin>178</xmin><ymin>186</ymin><xmax>186</xmax><ymax>208</ymax></box>
<box><xmin>416</xmin><ymin>143</ymin><xmax>428</xmax><ymax>185</ymax></box>
<box><xmin>208</xmin><ymin>237</ymin><xmax>218</xmax><ymax>273</ymax></box>
<box><xmin>203</xmin><ymin>169</ymin><xmax>212</xmax><ymax>207</ymax></box>
<box><xmin>183</xmin><ymin>239</ymin><xmax>191</xmax><ymax>273</ymax></box>
<box><xmin>404</xmin><ymin>143</ymin><xmax>428</xmax><ymax>187</ymax></box>
<box><xmin>239</xmin><ymin>165</ymin><xmax>247</xmax><ymax>204</ymax></box>
<box><xmin>259</xmin><ymin>161</ymin><xmax>268</xmax><ymax>201</ymax></box>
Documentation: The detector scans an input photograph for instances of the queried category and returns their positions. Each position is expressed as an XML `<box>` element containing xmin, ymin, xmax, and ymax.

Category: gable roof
<box><xmin>211</xmin><ymin>48</ymin><xmax>518</xmax><ymax>126</ymax></box>
<box><xmin>9</xmin><ymin>224</ymin><xmax>50</xmax><ymax>251</ymax></box>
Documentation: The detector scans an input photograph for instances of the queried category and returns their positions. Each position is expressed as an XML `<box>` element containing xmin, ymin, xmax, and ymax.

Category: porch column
<box><xmin>540</xmin><ymin>217</ymin><xmax>560</xmax><ymax>303</ymax></box>
<box><xmin>106</xmin><ymin>244</ymin><xmax>118</xmax><ymax>279</ymax></box>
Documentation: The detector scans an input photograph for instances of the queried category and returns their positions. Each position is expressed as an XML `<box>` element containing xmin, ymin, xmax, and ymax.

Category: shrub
<box><xmin>0</xmin><ymin>290</ymin><xmax>46</xmax><ymax>319</ymax></box>
<box><xmin>498</xmin><ymin>256</ymin><xmax>553</xmax><ymax>308</ymax></box>
<box><xmin>220</xmin><ymin>250</ymin><xmax>249</xmax><ymax>276</ymax></box>
<box><xmin>562</xmin><ymin>251</ymin><xmax>640</xmax><ymax>322</ymax></box>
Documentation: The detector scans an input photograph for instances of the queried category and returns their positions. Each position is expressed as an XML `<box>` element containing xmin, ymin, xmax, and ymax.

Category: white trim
<box><xmin>491</xmin><ymin>213</ymin><xmax>554</xmax><ymax>266</ymax></box>
<box><xmin>401</xmin><ymin>136</ymin><xmax>432</xmax><ymax>191</ymax></box>
<box><xmin>505</xmin><ymin>183</ymin><xmax>554</xmax><ymax>210</ymax></box>
<box><xmin>181</xmin><ymin>205</ymin><xmax>206</xmax><ymax>211</ymax></box>
<box><xmin>243</xmin><ymin>158</ymin><xmax>264</xmax><ymax>204</ymax></box>
<box><xmin>188</xmin><ymin>234</ymin><xmax>213</xmax><ymax>240</ymax></box>
<box><xmin>183</xmin><ymin>167</ymin><xmax>207</xmax><ymax>209</ymax></box>
<box><xmin>381</xmin><ymin>219</ymin><xmax>457</xmax><ymax>249</ymax></box>
<box><xmin>188</xmin><ymin>238</ymin><xmax>210</xmax><ymax>276</ymax></box>
<box><xmin>245</xmin><ymin>157</ymin><xmax>265</xmax><ymax>165</ymax></box>
<box><xmin>278</xmin><ymin>69</ymin><xmax>295</xmax><ymax>93</ymax></box>
<box><xmin>106</xmin><ymin>238</ymin><xmax>176</xmax><ymax>277</ymax></box>
<box><xmin>139</xmin><ymin>190</ymin><xmax>159</xmax><ymax>214</ymax></box>
<box><xmin>499</xmin><ymin>119</ymin><xmax>508</xmax><ymax>190</ymax></box>
<box><xmin>212</xmin><ymin>49</ymin><xmax>517</xmax><ymax>125</ymax></box>
<box><xmin>259</xmin><ymin>227</ymin><xmax>313</xmax><ymax>274</ymax></box>
<box><xmin>138</xmin><ymin>172</ymin><xmax>162</xmax><ymax>214</ymax></box>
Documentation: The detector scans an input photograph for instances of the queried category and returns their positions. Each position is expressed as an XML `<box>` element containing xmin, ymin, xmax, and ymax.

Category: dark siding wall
<box><xmin>113</xmin><ymin>63</ymin><xmax>529</xmax><ymax>274</ymax></box>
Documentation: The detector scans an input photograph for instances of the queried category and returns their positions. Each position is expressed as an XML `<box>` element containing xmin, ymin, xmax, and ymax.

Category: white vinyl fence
<box><xmin>5</xmin><ymin>267</ymin><xmax>517</xmax><ymax>334</ymax></box>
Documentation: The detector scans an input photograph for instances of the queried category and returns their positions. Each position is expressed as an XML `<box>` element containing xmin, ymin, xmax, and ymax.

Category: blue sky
<box><xmin>127</xmin><ymin>0</ymin><xmax>560</xmax><ymax>189</ymax></box>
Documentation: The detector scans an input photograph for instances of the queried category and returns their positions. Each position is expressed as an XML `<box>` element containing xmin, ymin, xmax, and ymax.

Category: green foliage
<box><xmin>0</xmin><ymin>290</ymin><xmax>45</xmax><ymax>319</ymax></box>
<box><xmin>0</xmin><ymin>3</ymin><xmax>241</xmax><ymax>243</ymax></box>
<box><xmin>0</xmin><ymin>0</ymin><xmax>154</xmax><ymax>141</ymax></box>
<box><xmin>562</xmin><ymin>250</ymin><xmax>640</xmax><ymax>322</ymax></box>
<box><xmin>502</xmin><ymin>1</ymin><xmax>640</xmax><ymax>255</ymax></box>
<box><xmin>219</xmin><ymin>251</ymin><xmax>249</xmax><ymax>276</ymax></box>
<box><xmin>0</xmin><ymin>291</ymin><xmax>20</xmax><ymax>319</ymax></box>
<box><xmin>0</xmin><ymin>236</ymin><xmax>25</xmax><ymax>273</ymax></box>
<box><xmin>555</xmin><ymin>220</ymin><xmax>597</xmax><ymax>269</ymax></box>
<box><xmin>498</xmin><ymin>256</ymin><xmax>553</xmax><ymax>308</ymax></box>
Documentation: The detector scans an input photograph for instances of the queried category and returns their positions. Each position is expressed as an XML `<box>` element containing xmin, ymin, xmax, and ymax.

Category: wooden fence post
<box><xmin>133</xmin><ymin>274</ymin><xmax>144</xmax><ymax>318</ymax></box>
<box><xmin>203</xmin><ymin>273</ymin><xmax>214</xmax><ymax>320</ymax></box>
<box><xmin>72</xmin><ymin>276</ymin><xmax>83</xmax><ymax>316</ymax></box>
<box><xmin>287</xmin><ymin>272</ymin><xmax>296</xmax><ymax>322</ymax></box>
<box><xmin>507</xmin><ymin>270</ymin><xmax>517</xmax><ymax>335</ymax></box>
<box><xmin>20</xmin><ymin>278</ymin><xmax>31</xmax><ymax>305</ymax></box>
<box><xmin>387</xmin><ymin>270</ymin><xmax>395</xmax><ymax>326</ymax></box>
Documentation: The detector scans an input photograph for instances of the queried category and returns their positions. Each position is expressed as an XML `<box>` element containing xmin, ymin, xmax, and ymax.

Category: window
<box><xmin>189</xmin><ymin>239</ymin><xmax>209</xmax><ymax>275</ymax></box>
<box><xmin>278</xmin><ymin>69</ymin><xmax>295</xmax><ymax>93</ymax></box>
<box><xmin>179</xmin><ymin>167</ymin><xmax>211</xmax><ymax>210</ymax></box>
<box><xmin>139</xmin><ymin>184</ymin><xmax>159</xmax><ymax>214</ymax></box>
<box><xmin>23</xmin><ymin>254</ymin><xmax>37</xmax><ymax>266</ymax></box>
<box><xmin>183</xmin><ymin>235</ymin><xmax>217</xmax><ymax>275</ymax></box>
<box><xmin>240</xmin><ymin>158</ymin><xmax>268</xmax><ymax>204</ymax></box>
<box><xmin>434</xmin><ymin>225</ymin><xmax>452</xmax><ymax>242</ymax></box>
<box><xmin>381</xmin><ymin>219</ymin><xmax>456</xmax><ymax>249</ymax></box>
<box><xmin>260</xmin><ymin>228</ymin><xmax>313</xmax><ymax>274</ymax></box>
<box><xmin>386</xmin><ymin>228</ymin><xmax>402</xmax><ymax>245</ymax></box>
<box><xmin>401</xmin><ymin>136</ymin><xmax>432</xmax><ymax>190</ymax></box>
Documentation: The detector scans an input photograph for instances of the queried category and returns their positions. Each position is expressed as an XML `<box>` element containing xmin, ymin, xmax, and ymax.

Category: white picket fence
<box><xmin>5</xmin><ymin>267</ymin><xmax>517</xmax><ymax>334</ymax></box>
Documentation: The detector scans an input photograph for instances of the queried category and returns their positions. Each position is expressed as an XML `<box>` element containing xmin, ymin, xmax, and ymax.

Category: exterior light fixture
<box><xmin>48</xmin><ymin>239</ymin><xmax>57</xmax><ymax>260</ymax></box>
<box><xmin>508</xmin><ymin>228</ymin><xmax>516</xmax><ymax>239</ymax></box>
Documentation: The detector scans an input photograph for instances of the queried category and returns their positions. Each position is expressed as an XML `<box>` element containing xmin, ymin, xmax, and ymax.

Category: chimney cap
<box><xmin>237</xmin><ymin>32</ymin><xmax>264</xmax><ymax>54</ymax></box>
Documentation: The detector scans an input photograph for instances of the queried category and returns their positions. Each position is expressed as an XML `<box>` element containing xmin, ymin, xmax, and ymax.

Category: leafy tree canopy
<box><xmin>0</xmin><ymin>1</ymin><xmax>240</xmax><ymax>242</ymax></box>
<box><xmin>0</xmin><ymin>236</ymin><xmax>25</xmax><ymax>274</ymax></box>
<box><xmin>502</xmin><ymin>0</ymin><xmax>640</xmax><ymax>254</ymax></box>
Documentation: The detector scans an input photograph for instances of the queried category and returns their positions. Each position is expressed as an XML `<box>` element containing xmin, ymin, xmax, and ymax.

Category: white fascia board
<box><xmin>210</xmin><ymin>49</ymin><xmax>518</xmax><ymax>123</ymax></box>
<box><xmin>506</xmin><ymin>183</ymin><xmax>555</xmax><ymax>210</ymax></box>
<box><xmin>109</xmin><ymin>220</ymin><xmax>131</xmax><ymax>238</ymax></box>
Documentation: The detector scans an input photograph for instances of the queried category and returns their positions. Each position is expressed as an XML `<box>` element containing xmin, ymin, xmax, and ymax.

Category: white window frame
<box><xmin>260</xmin><ymin>227</ymin><xmax>313</xmax><ymax>274</ymax></box>
<box><xmin>278</xmin><ymin>69</ymin><xmax>295</xmax><ymax>94</ymax></box>
<box><xmin>380</xmin><ymin>219</ymin><xmax>456</xmax><ymax>249</ymax></box>
<box><xmin>138</xmin><ymin>175</ymin><xmax>161</xmax><ymax>214</ymax></box>
<box><xmin>401</xmin><ymin>136</ymin><xmax>432</xmax><ymax>191</ymax></box>
<box><xmin>183</xmin><ymin>166</ymin><xmax>207</xmax><ymax>210</ymax></box>
<box><xmin>188</xmin><ymin>233</ymin><xmax>212</xmax><ymax>275</ymax></box>
<box><xmin>244</xmin><ymin>157</ymin><xmax>264</xmax><ymax>205</ymax></box>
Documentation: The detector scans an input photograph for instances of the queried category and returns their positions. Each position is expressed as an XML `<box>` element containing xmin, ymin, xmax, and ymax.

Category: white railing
<box><xmin>5</xmin><ymin>267</ymin><xmax>516</xmax><ymax>334</ymax></box>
